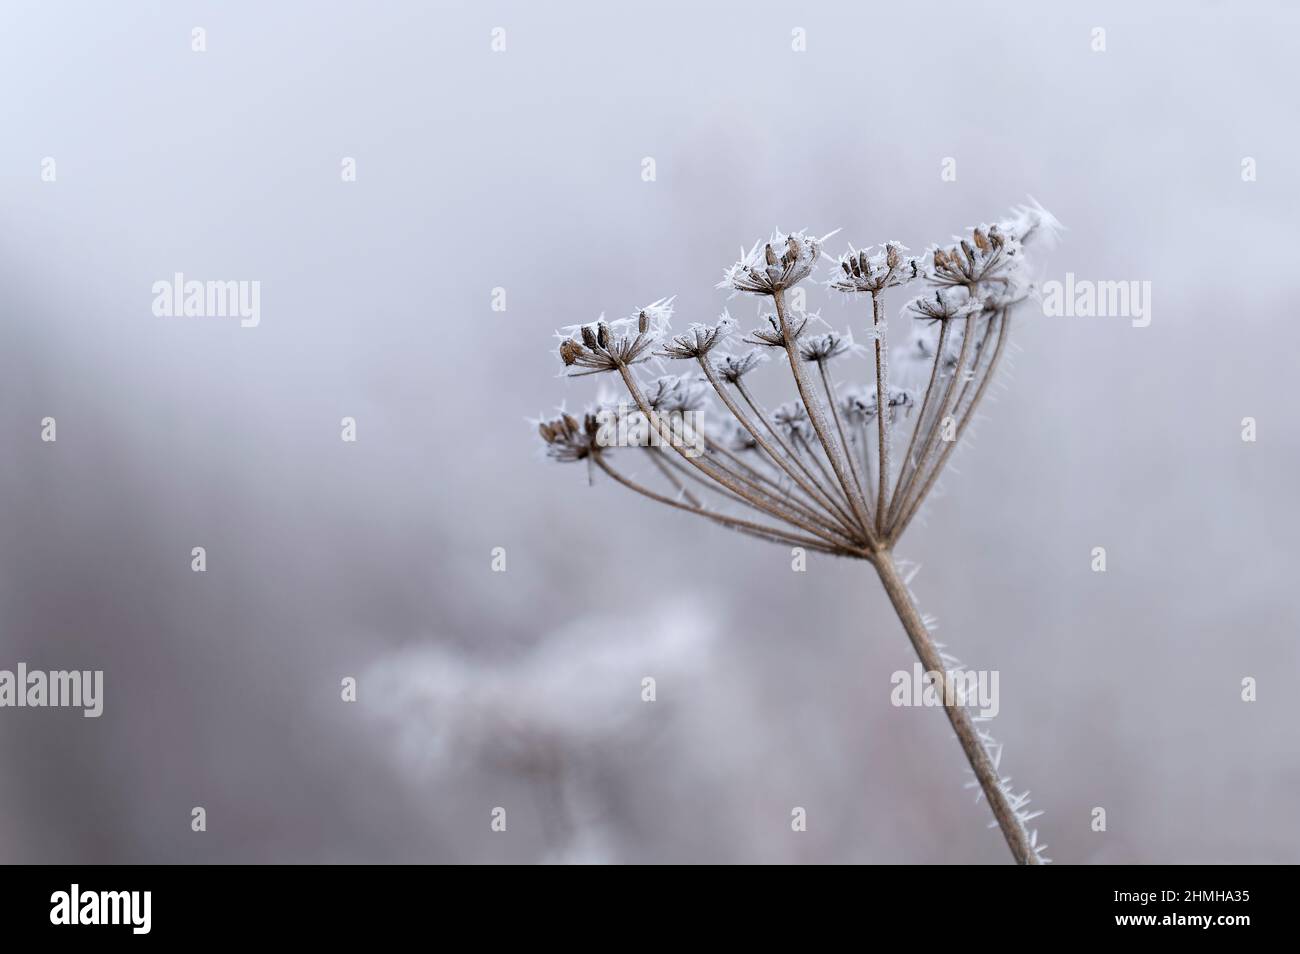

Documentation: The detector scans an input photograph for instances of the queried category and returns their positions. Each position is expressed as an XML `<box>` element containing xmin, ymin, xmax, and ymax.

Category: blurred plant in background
<box><xmin>367</xmin><ymin>605</ymin><xmax>718</xmax><ymax>863</ymax></box>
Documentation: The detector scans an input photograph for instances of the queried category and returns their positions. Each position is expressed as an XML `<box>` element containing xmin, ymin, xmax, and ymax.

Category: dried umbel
<box><xmin>537</xmin><ymin>203</ymin><xmax>1061</xmax><ymax>864</ymax></box>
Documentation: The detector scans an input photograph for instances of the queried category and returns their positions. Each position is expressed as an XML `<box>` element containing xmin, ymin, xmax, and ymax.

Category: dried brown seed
<box><xmin>559</xmin><ymin>338</ymin><xmax>584</xmax><ymax>366</ymax></box>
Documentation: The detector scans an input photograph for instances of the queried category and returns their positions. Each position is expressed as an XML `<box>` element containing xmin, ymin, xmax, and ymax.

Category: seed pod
<box><xmin>764</xmin><ymin>243</ymin><xmax>778</xmax><ymax>267</ymax></box>
<box><xmin>973</xmin><ymin>228</ymin><xmax>990</xmax><ymax>252</ymax></box>
<box><xmin>559</xmin><ymin>338</ymin><xmax>583</xmax><ymax>366</ymax></box>
<box><xmin>783</xmin><ymin>235</ymin><xmax>799</xmax><ymax>265</ymax></box>
<box><xmin>960</xmin><ymin>240</ymin><xmax>976</xmax><ymax>266</ymax></box>
<box><xmin>886</xmin><ymin>243</ymin><xmax>901</xmax><ymax>269</ymax></box>
<box><xmin>638</xmin><ymin>310</ymin><xmax>649</xmax><ymax>334</ymax></box>
<box><xmin>581</xmin><ymin>325</ymin><xmax>599</xmax><ymax>350</ymax></box>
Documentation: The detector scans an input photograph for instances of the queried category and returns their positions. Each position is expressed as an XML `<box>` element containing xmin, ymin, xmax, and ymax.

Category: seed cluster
<box><xmin>538</xmin><ymin>205</ymin><xmax>1056</xmax><ymax>558</ymax></box>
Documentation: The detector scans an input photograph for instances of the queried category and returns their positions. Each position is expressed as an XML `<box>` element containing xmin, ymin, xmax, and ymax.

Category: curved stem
<box><xmin>887</xmin><ymin>320</ymin><xmax>950</xmax><ymax>526</ymax></box>
<box><xmin>887</xmin><ymin>313</ymin><xmax>976</xmax><ymax>536</ymax></box>
<box><xmin>731</xmin><ymin>377</ymin><xmax>860</xmax><ymax>534</ymax></box>
<box><xmin>698</xmin><ymin>358</ymin><xmax>859</xmax><ymax>536</ymax></box>
<box><xmin>698</xmin><ymin>437</ymin><xmax>852</xmax><ymax>535</ymax></box>
<box><xmin>644</xmin><ymin>447</ymin><xmax>701</xmax><ymax>507</ymax></box>
<box><xmin>594</xmin><ymin>454</ymin><xmax>861</xmax><ymax>557</ymax></box>
<box><xmin>894</xmin><ymin>311</ymin><xmax>1010</xmax><ymax>538</ymax></box>
<box><xmin>870</xmin><ymin>292</ymin><xmax>891</xmax><ymax>532</ymax></box>
<box><xmin>872</xmin><ymin>551</ymin><xmax>1040</xmax><ymax>865</ymax></box>
<box><xmin>616</xmin><ymin>364</ymin><xmax>856</xmax><ymax>551</ymax></box>
<box><xmin>773</xmin><ymin>290</ymin><xmax>877</xmax><ymax>543</ymax></box>
<box><xmin>817</xmin><ymin>359</ymin><xmax>872</xmax><ymax>523</ymax></box>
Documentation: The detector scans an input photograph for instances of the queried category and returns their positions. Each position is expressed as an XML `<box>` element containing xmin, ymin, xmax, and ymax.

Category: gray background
<box><xmin>1</xmin><ymin>0</ymin><xmax>1296</xmax><ymax>863</ymax></box>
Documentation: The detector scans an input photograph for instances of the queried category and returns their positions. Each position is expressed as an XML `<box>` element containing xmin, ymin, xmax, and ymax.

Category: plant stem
<box><xmin>871</xmin><ymin>292</ymin><xmax>890</xmax><ymax>533</ymax></box>
<box><xmin>773</xmin><ymin>290</ymin><xmax>876</xmax><ymax>542</ymax></box>
<box><xmin>872</xmin><ymin>550</ymin><xmax>1040</xmax><ymax>865</ymax></box>
<box><xmin>893</xmin><ymin>311</ymin><xmax>1010</xmax><ymax>538</ymax></box>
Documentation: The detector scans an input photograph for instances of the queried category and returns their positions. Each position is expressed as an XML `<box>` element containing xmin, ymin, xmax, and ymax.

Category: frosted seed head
<box><xmin>658</xmin><ymin>311</ymin><xmax>734</xmax><ymax>360</ymax></box>
<box><xmin>720</xmin><ymin>230</ymin><xmax>824</xmax><ymax>296</ymax></box>
<box><xmin>744</xmin><ymin>313</ymin><xmax>808</xmax><ymax>349</ymax></box>
<box><xmin>828</xmin><ymin>243</ymin><xmax>917</xmax><ymax>295</ymax></box>
<box><xmin>536</xmin><ymin>412</ymin><xmax>596</xmax><ymax>462</ymax></box>
<box><xmin>771</xmin><ymin>401</ymin><xmax>811</xmax><ymax>441</ymax></box>
<box><xmin>716</xmin><ymin>347</ymin><xmax>766</xmax><ymax>384</ymax></box>
<box><xmin>839</xmin><ymin>387</ymin><xmax>878</xmax><ymax>425</ymax></box>
<box><xmin>908</xmin><ymin>288</ymin><xmax>983</xmax><ymax>324</ymax></box>
<box><xmin>798</xmin><ymin>331</ymin><xmax>851</xmax><ymax>364</ymax></box>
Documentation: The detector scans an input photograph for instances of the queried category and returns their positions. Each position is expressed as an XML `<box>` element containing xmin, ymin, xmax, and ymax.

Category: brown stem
<box><xmin>697</xmin><ymin>438</ymin><xmax>853</xmax><ymax>536</ymax></box>
<box><xmin>644</xmin><ymin>447</ymin><xmax>701</xmax><ymax>507</ymax></box>
<box><xmin>594</xmin><ymin>454</ymin><xmax>861</xmax><ymax>557</ymax></box>
<box><xmin>871</xmin><ymin>292</ymin><xmax>891</xmax><ymax>533</ymax></box>
<box><xmin>887</xmin><ymin>320</ymin><xmax>950</xmax><ymax>526</ymax></box>
<box><xmin>707</xmin><ymin>361</ymin><xmax>857</xmax><ymax>535</ymax></box>
<box><xmin>894</xmin><ymin>311</ymin><xmax>1010</xmax><ymax>537</ymax></box>
<box><xmin>888</xmin><ymin>312</ymin><xmax>976</xmax><ymax>536</ymax></box>
<box><xmin>872</xmin><ymin>551</ymin><xmax>1040</xmax><ymax>865</ymax></box>
<box><xmin>773</xmin><ymin>290</ymin><xmax>877</xmax><ymax>543</ymax></box>
<box><xmin>817</xmin><ymin>359</ymin><xmax>872</xmax><ymax>524</ymax></box>
<box><xmin>616</xmin><ymin>363</ymin><xmax>855</xmax><ymax>551</ymax></box>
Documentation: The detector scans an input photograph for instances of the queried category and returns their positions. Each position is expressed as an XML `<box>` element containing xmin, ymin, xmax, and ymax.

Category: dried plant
<box><xmin>537</xmin><ymin>202</ymin><xmax>1060</xmax><ymax>864</ymax></box>
<box><xmin>368</xmin><ymin>605</ymin><xmax>718</xmax><ymax>863</ymax></box>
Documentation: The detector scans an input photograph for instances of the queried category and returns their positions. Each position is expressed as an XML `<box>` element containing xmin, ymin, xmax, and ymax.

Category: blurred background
<box><xmin>1</xmin><ymin>0</ymin><xmax>1297</xmax><ymax>863</ymax></box>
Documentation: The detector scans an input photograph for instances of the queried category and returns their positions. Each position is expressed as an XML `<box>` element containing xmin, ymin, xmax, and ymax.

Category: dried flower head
<box><xmin>536</xmin><ymin>203</ymin><xmax>1060</xmax><ymax>866</ymax></box>
<box><xmin>713</xmin><ymin>417</ymin><xmax>759</xmax><ymax>453</ymax></box>
<box><xmin>643</xmin><ymin>374</ymin><xmax>708</xmax><ymax>414</ymax></box>
<box><xmin>908</xmin><ymin>288</ymin><xmax>985</xmax><ymax>324</ymax></box>
<box><xmin>771</xmin><ymin>401</ymin><xmax>811</xmax><ymax>441</ymax></box>
<box><xmin>884</xmin><ymin>384</ymin><xmax>915</xmax><ymax>414</ymax></box>
<box><xmin>658</xmin><ymin>312</ymin><xmax>734</xmax><ymax>359</ymax></box>
<box><xmin>536</xmin><ymin>412</ymin><xmax>598</xmax><ymax>463</ymax></box>
<box><xmin>715</xmin><ymin>348</ymin><xmax>766</xmax><ymax>384</ymax></box>
<box><xmin>798</xmin><ymin>330</ymin><xmax>852</xmax><ymax>364</ymax></box>
<box><xmin>720</xmin><ymin>230</ymin><xmax>825</xmax><ymax>296</ymax></box>
<box><xmin>744</xmin><ymin>312</ymin><xmax>809</xmax><ymax>348</ymax></box>
<box><xmin>928</xmin><ymin>230</ymin><xmax>1012</xmax><ymax>289</ymax></box>
<box><xmin>838</xmin><ymin>385</ymin><xmax>914</xmax><ymax>424</ymax></box>
<box><xmin>557</xmin><ymin>299</ymin><xmax>673</xmax><ymax>376</ymax></box>
<box><xmin>828</xmin><ymin>242</ymin><xmax>921</xmax><ymax>295</ymax></box>
<box><xmin>839</xmin><ymin>387</ymin><xmax>879</xmax><ymax>425</ymax></box>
